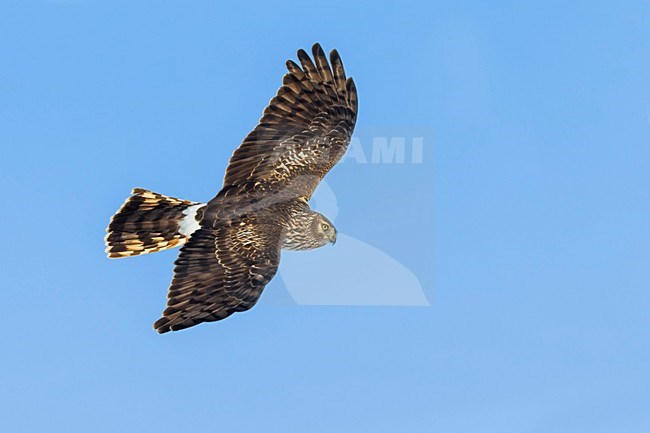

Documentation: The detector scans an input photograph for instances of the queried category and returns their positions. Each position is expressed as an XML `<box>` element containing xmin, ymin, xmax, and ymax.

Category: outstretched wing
<box><xmin>222</xmin><ymin>43</ymin><xmax>358</xmax><ymax>201</ymax></box>
<box><xmin>153</xmin><ymin>221</ymin><xmax>282</xmax><ymax>333</ymax></box>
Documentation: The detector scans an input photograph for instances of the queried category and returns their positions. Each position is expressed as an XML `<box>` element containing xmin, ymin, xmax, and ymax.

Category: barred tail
<box><xmin>105</xmin><ymin>188</ymin><xmax>205</xmax><ymax>259</ymax></box>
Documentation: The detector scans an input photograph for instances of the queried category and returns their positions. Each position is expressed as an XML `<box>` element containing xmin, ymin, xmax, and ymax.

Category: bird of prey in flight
<box><xmin>105</xmin><ymin>44</ymin><xmax>358</xmax><ymax>333</ymax></box>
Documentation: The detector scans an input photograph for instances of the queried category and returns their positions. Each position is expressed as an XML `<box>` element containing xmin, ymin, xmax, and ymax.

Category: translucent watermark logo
<box><xmin>274</xmin><ymin>126</ymin><xmax>432</xmax><ymax>306</ymax></box>
<box><xmin>342</xmin><ymin>136</ymin><xmax>424</xmax><ymax>164</ymax></box>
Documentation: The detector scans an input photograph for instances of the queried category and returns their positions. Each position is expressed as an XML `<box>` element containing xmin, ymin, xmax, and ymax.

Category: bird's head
<box><xmin>313</xmin><ymin>213</ymin><xmax>337</xmax><ymax>246</ymax></box>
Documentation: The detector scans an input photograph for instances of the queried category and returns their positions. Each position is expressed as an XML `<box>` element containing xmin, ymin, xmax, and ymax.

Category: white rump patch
<box><xmin>179</xmin><ymin>204</ymin><xmax>204</xmax><ymax>237</ymax></box>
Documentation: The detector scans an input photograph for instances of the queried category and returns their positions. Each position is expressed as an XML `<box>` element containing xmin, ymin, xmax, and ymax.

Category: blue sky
<box><xmin>1</xmin><ymin>1</ymin><xmax>649</xmax><ymax>432</ymax></box>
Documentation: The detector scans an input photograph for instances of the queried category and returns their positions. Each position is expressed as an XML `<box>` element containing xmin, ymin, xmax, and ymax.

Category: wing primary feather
<box><xmin>329</xmin><ymin>49</ymin><xmax>347</xmax><ymax>93</ymax></box>
<box><xmin>346</xmin><ymin>77</ymin><xmax>358</xmax><ymax>113</ymax></box>
<box><xmin>312</xmin><ymin>43</ymin><xmax>334</xmax><ymax>84</ymax></box>
<box><xmin>286</xmin><ymin>59</ymin><xmax>303</xmax><ymax>76</ymax></box>
<box><xmin>297</xmin><ymin>48</ymin><xmax>319</xmax><ymax>81</ymax></box>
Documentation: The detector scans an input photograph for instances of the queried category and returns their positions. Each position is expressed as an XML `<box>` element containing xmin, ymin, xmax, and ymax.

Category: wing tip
<box><xmin>153</xmin><ymin>317</ymin><xmax>172</xmax><ymax>334</ymax></box>
<box><xmin>329</xmin><ymin>48</ymin><xmax>341</xmax><ymax>64</ymax></box>
<box><xmin>346</xmin><ymin>77</ymin><xmax>358</xmax><ymax>109</ymax></box>
<box><xmin>296</xmin><ymin>48</ymin><xmax>311</xmax><ymax>62</ymax></box>
<box><xmin>311</xmin><ymin>42</ymin><xmax>325</xmax><ymax>58</ymax></box>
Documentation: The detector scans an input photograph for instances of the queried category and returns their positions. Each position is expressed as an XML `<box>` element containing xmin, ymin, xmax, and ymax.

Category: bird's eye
<box><xmin>322</xmin><ymin>224</ymin><xmax>329</xmax><ymax>231</ymax></box>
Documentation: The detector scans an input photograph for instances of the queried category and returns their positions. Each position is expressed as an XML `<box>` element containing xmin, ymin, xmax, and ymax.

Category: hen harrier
<box><xmin>105</xmin><ymin>44</ymin><xmax>358</xmax><ymax>333</ymax></box>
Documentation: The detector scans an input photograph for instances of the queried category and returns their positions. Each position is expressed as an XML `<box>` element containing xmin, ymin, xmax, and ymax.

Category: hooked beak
<box><xmin>329</xmin><ymin>231</ymin><xmax>337</xmax><ymax>245</ymax></box>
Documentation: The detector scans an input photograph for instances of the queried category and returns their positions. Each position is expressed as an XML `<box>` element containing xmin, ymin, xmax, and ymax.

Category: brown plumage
<box><xmin>105</xmin><ymin>44</ymin><xmax>357</xmax><ymax>333</ymax></box>
<box><xmin>105</xmin><ymin>188</ymin><xmax>203</xmax><ymax>258</ymax></box>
